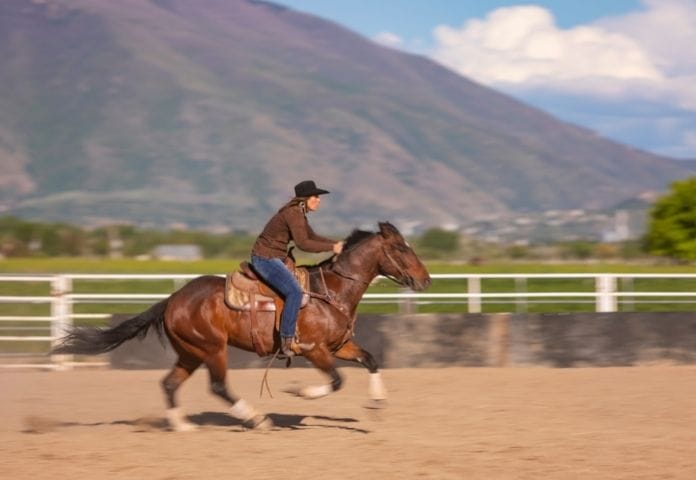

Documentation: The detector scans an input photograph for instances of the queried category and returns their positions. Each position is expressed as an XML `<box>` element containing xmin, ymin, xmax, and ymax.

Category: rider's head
<box><xmin>294</xmin><ymin>180</ymin><xmax>329</xmax><ymax>197</ymax></box>
<box><xmin>294</xmin><ymin>180</ymin><xmax>330</xmax><ymax>212</ymax></box>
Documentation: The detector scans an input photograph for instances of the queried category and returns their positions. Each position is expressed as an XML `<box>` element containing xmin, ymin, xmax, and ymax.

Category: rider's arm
<box><xmin>306</xmin><ymin>222</ymin><xmax>335</xmax><ymax>245</ymax></box>
<box><xmin>285</xmin><ymin>207</ymin><xmax>335</xmax><ymax>253</ymax></box>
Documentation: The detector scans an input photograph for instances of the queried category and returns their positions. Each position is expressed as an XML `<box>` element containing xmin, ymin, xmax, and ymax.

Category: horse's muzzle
<box><xmin>410</xmin><ymin>275</ymin><xmax>431</xmax><ymax>291</ymax></box>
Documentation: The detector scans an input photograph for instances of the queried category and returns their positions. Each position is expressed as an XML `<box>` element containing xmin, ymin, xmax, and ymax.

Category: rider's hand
<box><xmin>333</xmin><ymin>241</ymin><xmax>344</xmax><ymax>255</ymax></box>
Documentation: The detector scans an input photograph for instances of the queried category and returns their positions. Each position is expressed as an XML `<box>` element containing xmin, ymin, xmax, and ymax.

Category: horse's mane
<box><xmin>343</xmin><ymin>229</ymin><xmax>375</xmax><ymax>250</ymax></box>
<box><xmin>311</xmin><ymin>228</ymin><xmax>376</xmax><ymax>269</ymax></box>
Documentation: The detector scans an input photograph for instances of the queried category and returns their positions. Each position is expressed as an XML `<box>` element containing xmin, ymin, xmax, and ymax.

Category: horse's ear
<box><xmin>378</xmin><ymin>222</ymin><xmax>400</xmax><ymax>238</ymax></box>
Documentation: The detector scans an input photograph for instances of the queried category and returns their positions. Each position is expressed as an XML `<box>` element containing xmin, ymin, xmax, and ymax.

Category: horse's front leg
<box><xmin>334</xmin><ymin>340</ymin><xmax>387</xmax><ymax>403</ymax></box>
<box><xmin>292</xmin><ymin>344</ymin><xmax>343</xmax><ymax>399</ymax></box>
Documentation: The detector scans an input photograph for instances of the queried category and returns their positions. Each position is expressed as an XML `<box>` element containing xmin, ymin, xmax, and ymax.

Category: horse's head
<box><xmin>376</xmin><ymin>222</ymin><xmax>431</xmax><ymax>291</ymax></box>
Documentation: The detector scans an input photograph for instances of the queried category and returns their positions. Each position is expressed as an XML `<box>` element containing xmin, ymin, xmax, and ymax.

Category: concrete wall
<box><xmin>506</xmin><ymin>312</ymin><xmax>696</xmax><ymax>367</ymax></box>
<box><xmin>108</xmin><ymin>312</ymin><xmax>696</xmax><ymax>369</ymax></box>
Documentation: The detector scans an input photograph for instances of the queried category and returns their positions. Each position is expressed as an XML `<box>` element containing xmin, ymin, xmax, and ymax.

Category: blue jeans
<box><xmin>250</xmin><ymin>255</ymin><xmax>303</xmax><ymax>339</ymax></box>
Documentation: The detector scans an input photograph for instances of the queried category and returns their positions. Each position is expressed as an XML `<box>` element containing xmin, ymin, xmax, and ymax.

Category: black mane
<box><xmin>343</xmin><ymin>229</ymin><xmax>375</xmax><ymax>250</ymax></box>
<box><xmin>311</xmin><ymin>228</ymin><xmax>375</xmax><ymax>269</ymax></box>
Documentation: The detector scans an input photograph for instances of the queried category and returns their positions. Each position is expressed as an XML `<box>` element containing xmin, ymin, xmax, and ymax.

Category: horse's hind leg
<box><xmin>335</xmin><ymin>340</ymin><xmax>387</xmax><ymax>404</ymax></box>
<box><xmin>205</xmin><ymin>350</ymin><xmax>273</xmax><ymax>430</ymax></box>
<box><xmin>162</xmin><ymin>356</ymin><xmax>201</xmax><ymax>432</ymax></box>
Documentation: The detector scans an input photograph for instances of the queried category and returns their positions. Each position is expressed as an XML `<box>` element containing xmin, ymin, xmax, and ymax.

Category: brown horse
<box><xmin>53</xmin><ymin>222</ymin><xmax>431</xmax><ymax>431</ymax></box>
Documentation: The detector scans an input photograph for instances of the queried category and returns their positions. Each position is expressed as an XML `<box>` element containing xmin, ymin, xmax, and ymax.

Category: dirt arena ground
<box><xmin>2</xmin><ymin>366</ymin><xmax>695</xmax><ymax>479</ymax></box>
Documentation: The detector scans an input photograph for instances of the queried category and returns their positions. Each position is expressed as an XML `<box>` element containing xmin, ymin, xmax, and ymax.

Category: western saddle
<box><xmin>224</xmin><ymin>259</ymin><xmax>309</xmax><ymax>356</ymax></box>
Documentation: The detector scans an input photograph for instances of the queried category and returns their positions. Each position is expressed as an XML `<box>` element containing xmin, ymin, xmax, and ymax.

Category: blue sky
<box><xmin>275</xmin><ymin>0</ymin><xmax>696</xmax><ymax>159</ymax></box>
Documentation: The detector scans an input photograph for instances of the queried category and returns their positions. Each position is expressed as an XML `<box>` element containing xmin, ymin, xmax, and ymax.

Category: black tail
<box><xmin>51</xmin><ymin>299</ymin><xmax>169</xmax><ymax>355</ymax></box>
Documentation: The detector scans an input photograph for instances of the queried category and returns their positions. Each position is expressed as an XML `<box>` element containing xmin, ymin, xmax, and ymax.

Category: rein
<box><xmin>302</xmin><ymin>237</ymin><xmax>413</xmax><ymax>354</ymax></box>
<box><xmin>330</xmin><ymin>264</ymin><xmax>371</xmax><ymax>286</ymax></box>
<box><xmin>381</xmin><ymin>248</ymin><xmax>412</xmax><ymax>287</ymax></box>
<box><xmin>305</xmin><ymin>266</ymin><xmax>359</xmax><ymax>352</ymax></box>
<box><xmin>307</xmin><ymin>267</ymin><xmax>352</xmax><ymax>316</ymax></box>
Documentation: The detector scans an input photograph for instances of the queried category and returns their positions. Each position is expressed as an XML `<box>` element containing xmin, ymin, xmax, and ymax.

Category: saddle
<box><xmin>225</xmin><ymin>262</ymin><xmax>310</xmax><ymax>312</ymax></box>
<box><xmin>224</xmin><ymin>259</ymin><xmax>310</xmax><ymax>357</ymax></box>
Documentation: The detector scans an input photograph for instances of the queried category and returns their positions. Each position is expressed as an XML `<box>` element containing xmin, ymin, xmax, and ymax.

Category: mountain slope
<box><xmin>0</xmin><ymin>0</ymin><xmax>692</xmax><ymax>231</ymax></box>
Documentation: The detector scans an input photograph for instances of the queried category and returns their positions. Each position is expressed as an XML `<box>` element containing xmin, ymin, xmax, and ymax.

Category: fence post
<box><xmin>468</xmin><ymin>276</ymin><xmax>481</xmax><ymax>313</ymax></box>
<box><xmin>622</xmin><ymin>276</ymin><xmax>633</xmax><ymax>311</ymax></box>
<box><xmin>515</xmin><ymin>276</ymin><xmax>528</xmax><ymax>313</ymax></box>
<box><xmin>398</xmin><ymin>287</ymin><xmax>414</xmax><ymax>314</ymax></box>
<box><xmin>51</xmin><ymin>275</ymin><xmax>73</xmax><ymax>369</ymax></box>
<box><xmin>595</xmin><ymin>274</ymin><xmax>617</xmax><ymax>312</ymax></box>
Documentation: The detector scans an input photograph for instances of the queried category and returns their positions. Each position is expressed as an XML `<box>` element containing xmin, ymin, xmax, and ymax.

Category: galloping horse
<box><xmin>53</xmin><ymin>222</ymin><xmax>431</xmax><ymax>431</ymax></box>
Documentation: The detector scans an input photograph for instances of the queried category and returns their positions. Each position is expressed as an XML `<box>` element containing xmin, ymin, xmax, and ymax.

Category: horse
<box><xmin>52</xmin><ymin>222</ymin><xmax>431</xmax><ymax>431</ymax></box>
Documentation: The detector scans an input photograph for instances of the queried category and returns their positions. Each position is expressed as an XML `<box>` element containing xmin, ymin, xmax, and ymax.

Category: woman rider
<box><xmin>250</xmin><ymin>180</ymin><xmax>344</xmax><ymax>356</ymax></box>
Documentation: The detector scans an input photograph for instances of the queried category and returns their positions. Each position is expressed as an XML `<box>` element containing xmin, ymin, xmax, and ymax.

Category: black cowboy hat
<box><xmin>294</xmin><ymin>180</ymin><xmax>330</xmax><ymax>197</ymax></box>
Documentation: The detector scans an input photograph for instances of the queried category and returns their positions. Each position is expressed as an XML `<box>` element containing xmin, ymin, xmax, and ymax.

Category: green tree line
<box><xmin>0</xmin><ymin>217</ymin><xmax>256</xmax><ymax>259</ymax></box>
<box><xmin>0</xmin><ymin>216</ymin><xmax>641</xmax><ymax>262</ymax></box>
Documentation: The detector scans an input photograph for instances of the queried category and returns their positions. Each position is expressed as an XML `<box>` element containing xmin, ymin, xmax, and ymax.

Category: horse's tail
<box><xmin>51</xmin><ymin>299</ymin><xmax>169</xmax><ymax>355</ymax></box>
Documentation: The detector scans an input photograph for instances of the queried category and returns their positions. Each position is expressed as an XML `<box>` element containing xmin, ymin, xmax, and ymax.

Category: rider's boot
<box><xmin>281</xmin><ymin>336</ymin><xmax>315</xmax><ymax>356</ymax></box>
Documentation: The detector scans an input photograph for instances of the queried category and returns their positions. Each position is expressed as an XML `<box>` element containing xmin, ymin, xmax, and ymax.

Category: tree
<box><xmin>645</xmin><ymin>176</ymin><xmax>696</xmax><ymax>261</ymax></box>
<box><xmin>559</xmin><ymin>240</ymin><xmax>593</xmax><ymax>260</ymax></box>
<box><xmin>418</xmin><ymin>228</ymin><xmax>459</xmax><ymax>257</ymax></box>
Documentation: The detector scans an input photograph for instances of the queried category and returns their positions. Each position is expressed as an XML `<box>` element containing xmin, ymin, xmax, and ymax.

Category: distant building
<box><xmin>602</xmin><ymin>210</ymin><xmax>631</xmax><ymax>242</ymax></box>
<box><xmin>152</xmin><ymin>244</ymin><xmax>203</xmax><ymax>261</ymax></box>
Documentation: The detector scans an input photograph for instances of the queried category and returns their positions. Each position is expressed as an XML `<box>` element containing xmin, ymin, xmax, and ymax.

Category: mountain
<box><xmin>0</xmin><ymin>0</ymin><xmax>693</xmax><ymax>233</ymax></box>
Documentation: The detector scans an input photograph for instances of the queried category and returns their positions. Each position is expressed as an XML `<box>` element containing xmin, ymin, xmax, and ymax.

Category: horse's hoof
<box><xmin>299</xmin><ymin>384</ymin><xmax>332</xmax><ymax>399</ymax></box>
<box><xmin>174</xmin><ymin>422</ymin><xmax>198</xmax><ymax>432</ymax></box>
<box><xmin>166</xmin><ymin>408</ymin><xmax>198</xmax><ymax>432</ymax></box>
<box><xmin>283</xmin><ymin>383</ymin><xmax>331</xmax><ymax>399</ymax></box>
<box><xmin>168</xmin><ymin>419</ymin><xmax>198</xmax><ymax>432</ymax></box>
<box><xmin>247</xmin><ymin>415</ymin><xmax>274</xmax><ymax>431</ymax></box>
<box><xmin>282</xmin><ymin>382</ymin><xmax>303</xmax><ymax>397</ymax></box>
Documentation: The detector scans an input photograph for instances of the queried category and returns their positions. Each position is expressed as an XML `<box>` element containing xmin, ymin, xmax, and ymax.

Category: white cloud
<box><xmin>431</xmin><ymin>5</ymin><xmax>661</xmax><ymax>92</ymax></box>
<box><xmin>598</xmin><ymin>0</ymin><xmax>696</xmax><ymax>75</ymax></box>
<box><xmin>596</xmin><ymin>0</ymin><xmax>696</xmax><ymax>110</ymax></box>
<box><xmin>374</xmin><ymin>31</ymin><xmax>403</xmax><ymax>48</ymax></box>
<box><xmin>429</xmin><ymin>1</ymin><xmax>696</xmax><ymax>110</ymax></box>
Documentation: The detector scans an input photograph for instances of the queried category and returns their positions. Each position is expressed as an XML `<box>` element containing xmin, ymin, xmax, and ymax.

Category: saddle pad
<box><xmin>224</xmin><ymin>269</ymin><xmax>310</xmax><ymax>311</ymax></box>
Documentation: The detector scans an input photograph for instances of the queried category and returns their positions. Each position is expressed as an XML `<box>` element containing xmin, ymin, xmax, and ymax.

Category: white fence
<box><xmin>2</xmin><ymin>272</ymin><xmax>696</xmax><ymax>368</ymax></box>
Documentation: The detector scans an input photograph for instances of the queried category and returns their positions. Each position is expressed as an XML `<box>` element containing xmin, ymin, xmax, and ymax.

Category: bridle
<box><xmin>311</xmin><ymin>236</ymin><xmax>416</xmax><ymax>306</ymax></box>
<box><xmin>307</xmin><ymin>238</ymin><xmax>415</xmax><ymax>353</ymax></box>
<box><xmin>381</xmin><ymin>247</ymin><xmax>414</xmax><ymax>288</ymax></box>
<box><xmin>326</xmin><ymin>241</ymin><xmax>413</xmax><ymax>288</ymax></box>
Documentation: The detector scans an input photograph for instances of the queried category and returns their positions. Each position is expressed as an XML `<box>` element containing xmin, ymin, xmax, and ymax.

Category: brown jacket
<box><xmin>251</xmin><ymin>203</ymin><xmax>335</xmax><ymax>259</ymax></box>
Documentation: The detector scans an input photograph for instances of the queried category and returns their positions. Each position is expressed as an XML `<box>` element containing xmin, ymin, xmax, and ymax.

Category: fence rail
<box><xmin>3</xmin><ymin>272</ymin><xmax>696</xmax><ymax>368</ymax></box>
